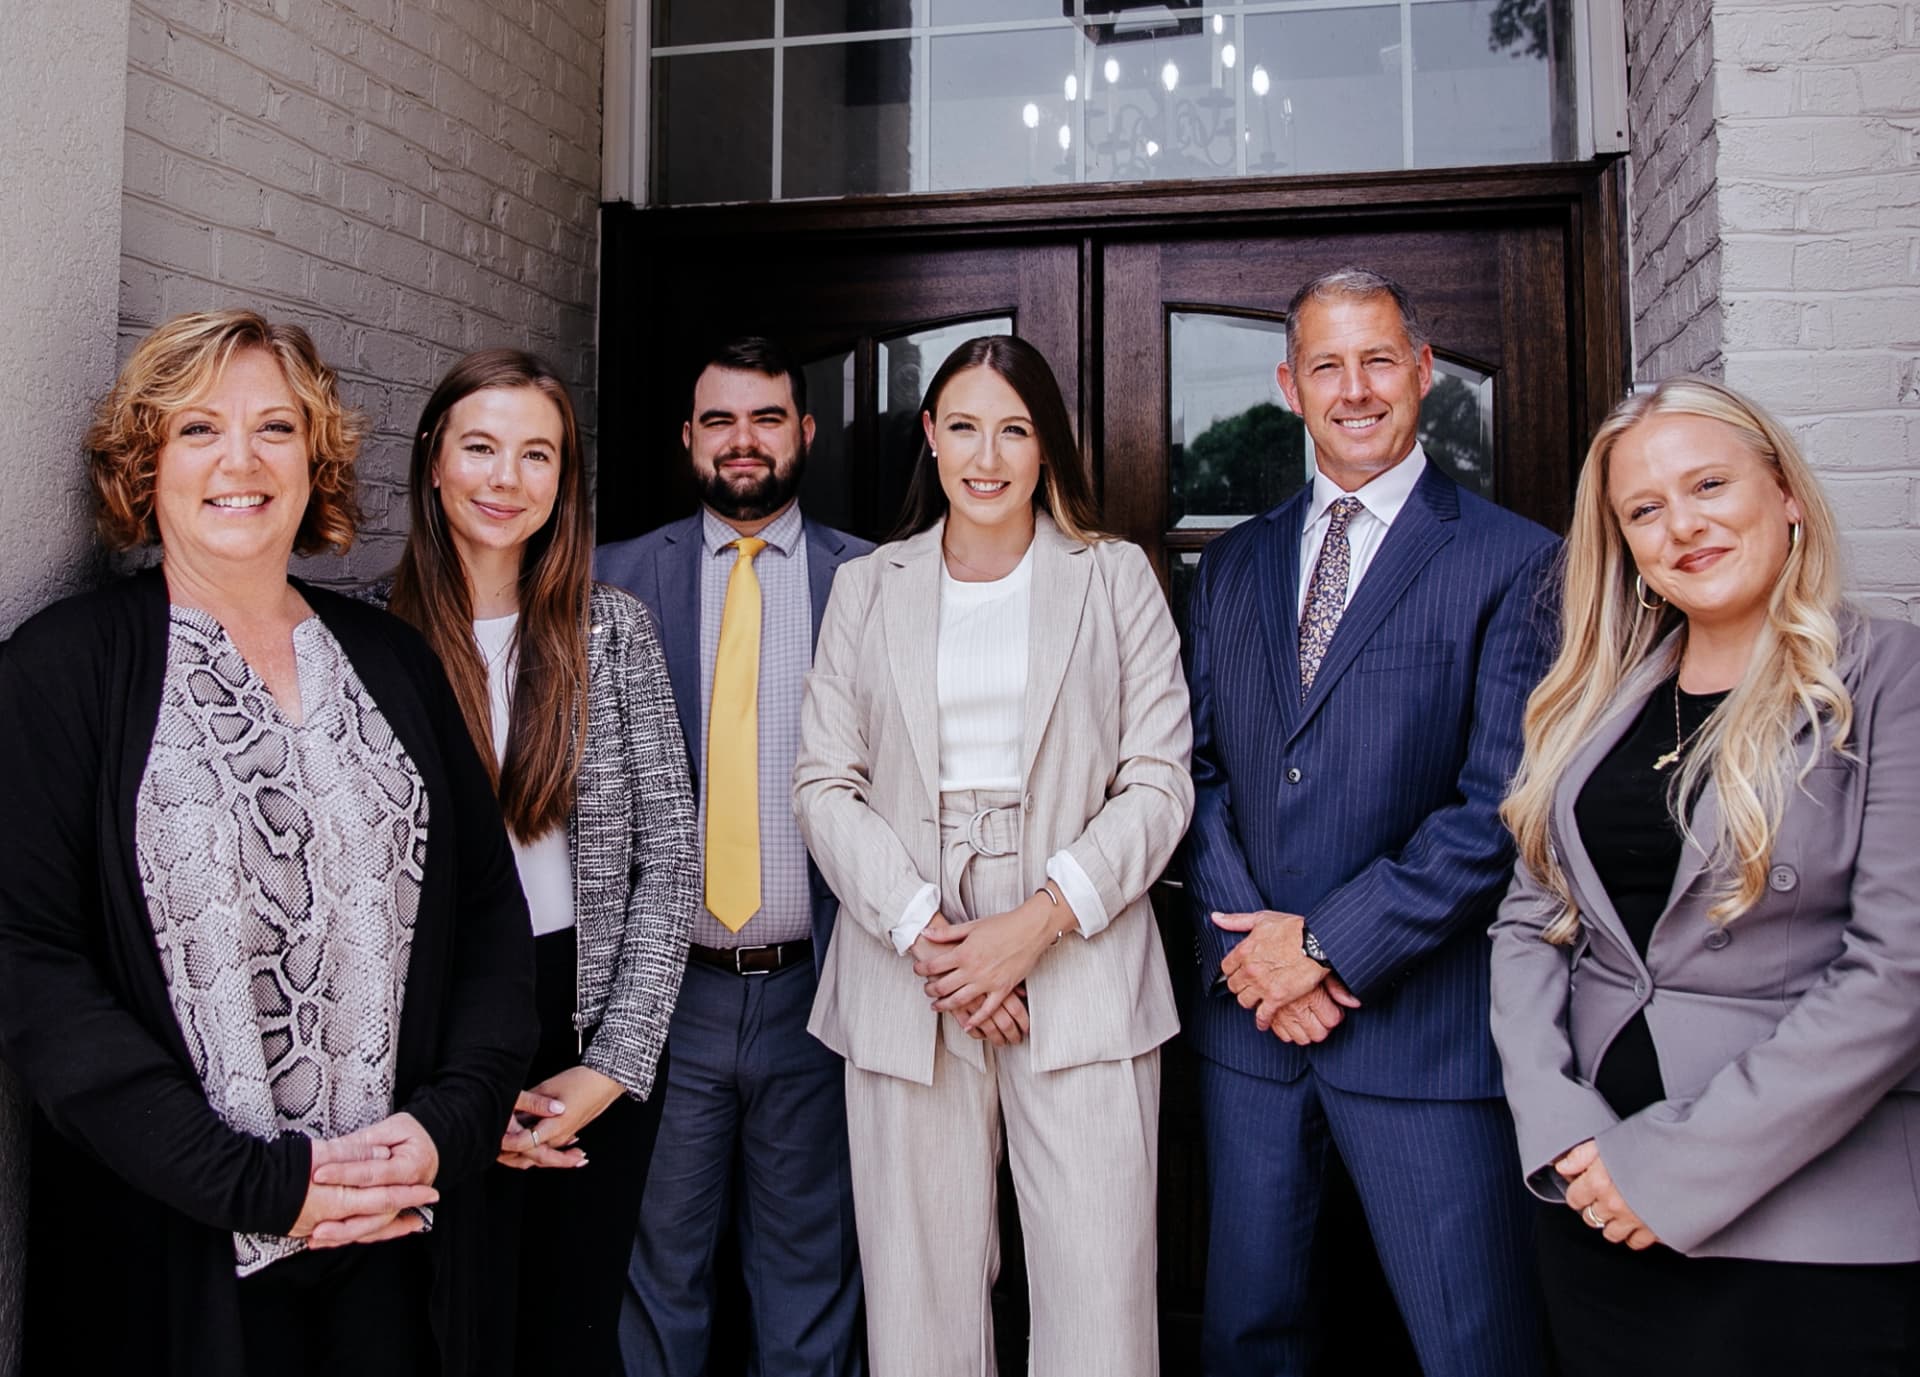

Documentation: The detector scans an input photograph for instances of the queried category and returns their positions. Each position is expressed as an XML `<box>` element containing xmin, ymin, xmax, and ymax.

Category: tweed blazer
<box><xmin>1490</xmin><ymin>612</ymin><xmax>1920</xmax><ymax>1262</ymax></box>
<box><xmin>794</xmin><ymin>515</ymin><xmax>1193</xmax><ymax>1086</ymax></box>
<box><xmin>367</xmin><ymin>581</ymin><xmax>697</xmax><ymax>1100</ymax></box>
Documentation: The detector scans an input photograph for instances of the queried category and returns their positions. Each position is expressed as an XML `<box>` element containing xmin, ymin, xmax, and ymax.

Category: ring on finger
<box><xmin>1583</xmin><ymin>1202</ymin><xmax>1606</xmax><ymax>1228</ymax></box>
<box><xmin>530</xmin><ymin>1125</ymin><xmax>541</xmax><ymax>1148</ymax></box>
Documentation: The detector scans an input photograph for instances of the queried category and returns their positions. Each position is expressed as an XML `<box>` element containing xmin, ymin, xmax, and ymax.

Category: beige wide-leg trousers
<box><xmin>844</xmin><ymin>791</ymin><xmax>1162</xmax><ymax>1377</ymax></box>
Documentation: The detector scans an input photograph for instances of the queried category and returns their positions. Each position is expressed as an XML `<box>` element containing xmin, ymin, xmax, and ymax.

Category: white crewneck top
<box><xmin>886</xmin><ymin>542</ymin><xmax>1110</xmax><ymax>953</ymax></box>
<box><xmin>936</xmin><ymin>546</ymin><xmax>1033</xmax><ymax>791</ymax></box>
<box><xmin>475</xmin><ymin>612</ymin><xmax>575</xmax><ymax>937</ymax></box>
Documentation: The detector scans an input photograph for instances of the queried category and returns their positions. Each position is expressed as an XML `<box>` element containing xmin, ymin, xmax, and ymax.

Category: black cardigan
<box><xmin>0</xmin><ymin>570</ymin><xmax>537</xmax><ymax>1376</ymax></box>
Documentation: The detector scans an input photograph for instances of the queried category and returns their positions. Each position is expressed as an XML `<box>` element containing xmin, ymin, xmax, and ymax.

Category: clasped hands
<box><xmin>495</xmin><ymin>1064</ymin><xmax>625</xmax><ymax>1171</ymax></box>
<box><xmin>1213</xmin><ymin>910</ymin><xmax>1360</xmax><ymax>1045</ymax></box>
<box><xmin>294</xmin><ymin>1110</ymin><xmax>440</xmax><ymax>1249</ymax></box>
<box><xmin>1556</xmin><ymin>1139</ymin><xmax>1659</xmax><ymax>1250</ymax></box>
<box><xmin>911</xmin><ymin>892</ymin><xmax>1075</xmax><ymax>1047</ymax></box>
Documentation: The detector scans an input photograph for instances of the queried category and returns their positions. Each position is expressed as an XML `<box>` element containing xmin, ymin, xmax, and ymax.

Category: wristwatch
<box><xmin>1301</xmin><ymin>928</ymin><xmax>1332</xmax><ymax>970</ymax></box>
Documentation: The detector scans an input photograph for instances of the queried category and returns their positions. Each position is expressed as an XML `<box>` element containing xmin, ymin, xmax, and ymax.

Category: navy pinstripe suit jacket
<box><xmin>1182</xmin><ymin>463</ymin><xmax>1559</xmax><ymax>1098</ymax></box>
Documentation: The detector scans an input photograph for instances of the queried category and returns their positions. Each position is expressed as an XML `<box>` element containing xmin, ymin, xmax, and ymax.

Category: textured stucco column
<box><xmin>0</xmin><ymin>3</ymin><xmax>132</xmax><ymax>1370</ymax></box>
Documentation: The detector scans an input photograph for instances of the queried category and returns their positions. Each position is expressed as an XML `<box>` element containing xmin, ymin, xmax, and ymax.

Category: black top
<box><xmin>1573</xmin><ymin>676</ymin><xmax>1729</xmax><ymax>1118</ymax></box>
<box><xmin>0</xmin><ymin>570</ymin><xmax>538</xmax><ymax>1377</ymax></box>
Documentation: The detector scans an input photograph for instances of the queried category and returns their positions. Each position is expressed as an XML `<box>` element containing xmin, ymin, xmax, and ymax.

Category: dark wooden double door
<box><xmin>599</xmin><ymin>163</ymin><xmax>1626</xmax><ymax>1374</ymax></box>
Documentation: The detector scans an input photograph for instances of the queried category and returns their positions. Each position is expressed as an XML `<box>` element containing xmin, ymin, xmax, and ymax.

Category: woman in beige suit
<box><xmin>1492</xmin><ymin>378</ymin><xmax>1920</xmax><ymax>1374</ymax></box>
<box><xmin>794</xmin><ymin>335</ymin><xmax>1192</xmax><ymax>1375</ymax></box>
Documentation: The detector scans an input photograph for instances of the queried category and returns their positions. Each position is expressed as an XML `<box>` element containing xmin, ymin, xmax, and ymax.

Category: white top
<box><xmin>937</xmin><ymin>546</ymin><xmax>1033</xmax><ymax>791</ymax></box>
<box><xmin>1296</xmin><ymin>444</ymin><xmax>1428</xmax><ymax>617</ymax></box>
<box><xmin>887</xmin><ymin>543</ymin><xmax>1109</xmax><ymax>954</ymax></box>
<box><xmin>475</xmin><ymin>612</ymin><xmax>576</xmax><ymax>937</ymax></box>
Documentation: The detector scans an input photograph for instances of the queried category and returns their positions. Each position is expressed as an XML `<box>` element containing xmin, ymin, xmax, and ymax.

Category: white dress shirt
<box><xmin>1296</xmin><ymin>444</ymin><xmax>1428</xmax><ymax>617</ymax></box>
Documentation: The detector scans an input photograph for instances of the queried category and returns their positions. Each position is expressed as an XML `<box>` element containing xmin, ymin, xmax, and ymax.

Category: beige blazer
<box><xmin>794</xmin><ymin>515</ymin><xmax>1192</xmax><ymax>1086</ymax></box>
<box><xmin>1490</xmin><ymin>613</ymin><xmax>1920</xmax><ymax>1262</ymax></box>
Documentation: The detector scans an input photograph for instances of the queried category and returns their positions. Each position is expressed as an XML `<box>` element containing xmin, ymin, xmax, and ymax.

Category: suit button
<box><xmin>1704</xmin><ymin>928</ymin><xmax>1731</xmax><ymax>951</ymax></box>
<box><xmin>1633</xmin><ymin>979</ymin><xmax>1648</xmax><ymax>999</ymax></box>
<box><xmin>1768</xmin><ymin>864</ymin><xmax>1797</xmax><ymax>892</ymax></box>
<box><xmin>1286</xmin><ymin>767</ymin><xmax>1303</xmax><ymax>784</ymax></box>
<box><xmin>1023</xmin><ymin>793</ymin><xmax>1034</xmax><ymax>812</ymax></box>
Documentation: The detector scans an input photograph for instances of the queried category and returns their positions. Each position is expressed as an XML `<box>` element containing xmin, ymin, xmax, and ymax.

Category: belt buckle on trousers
<box><xmin>964</xmin><ymin>805</ymin><xmax>1019</xmax><ymax>858</ymax></box>
<box><xmin>690</xmin><ymin>939</ymin><xmax>810</xmax><ymax>976</ymax></box>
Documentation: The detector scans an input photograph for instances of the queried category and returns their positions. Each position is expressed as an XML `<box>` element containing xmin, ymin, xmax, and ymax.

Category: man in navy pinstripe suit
<box><xmin>1183</xmin><ymin>268</ymin><xmax>1556</xmax><ymax>1376</ymax></box>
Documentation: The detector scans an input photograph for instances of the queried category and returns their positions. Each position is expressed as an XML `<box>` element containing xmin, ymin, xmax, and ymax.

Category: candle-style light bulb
<box><xmin>1022</xmin><ymin>102</ymin><xmax>1040</xmax><ymax>129</ymax></box>
<box><xmin>1251</xmin><ymin>65</ymin><xmax>1270</xmax><ymax>97</ymax></box>
<box><xmin>1058</xmin><ymin>123</ymin><xmax>1072</xmax><ymax>151</ymax></box>
<box><xmin>1104</xmin><ymin>56</ymin><xmax>1120</xmax><ymax>85</ymax></box>
<box><xmin>1222</xmin><ymin>43</ymin><xmax>1236</xmax><ymax>68</ymax></box>
<box><xmin>1161</xmin><ymin>60</ymin><xmax>1179</xmax><ymax>92</ymax></box>
<box><xmin>1065</xmin><ymin>73</ymin><xmax>1078</xmax><ymax>102</ymax></box>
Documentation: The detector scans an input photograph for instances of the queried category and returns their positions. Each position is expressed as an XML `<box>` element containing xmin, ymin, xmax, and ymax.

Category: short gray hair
<box><xmin>1283</xmin><ymin>267</ymin><xmax>1429</xmax><ymax>370</ymax></box>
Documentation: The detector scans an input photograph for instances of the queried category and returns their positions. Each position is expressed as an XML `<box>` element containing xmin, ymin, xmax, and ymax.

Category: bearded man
<box><xmin>598</xmin><ymin>337</ymin><xmax>871</xmax><ymax>1377</ymax></box>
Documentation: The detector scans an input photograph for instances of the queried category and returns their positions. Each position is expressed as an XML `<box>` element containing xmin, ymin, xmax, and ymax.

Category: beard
<box><xmin>696</xmin><ymin>438</ymin><xmax>809</xmax><ymax>521</ymax></box>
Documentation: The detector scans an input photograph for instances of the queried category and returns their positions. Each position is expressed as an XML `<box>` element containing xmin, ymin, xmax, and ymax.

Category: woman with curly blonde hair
<box><xmin>1491</xmin><ymin>377</ymin><xmax>1920</xmax><ymax>1374</ymax></box>
<box><xmin>0</xmin><ymin>310</ymin><xmax>537</xmax><ymax>1377</ymax></box>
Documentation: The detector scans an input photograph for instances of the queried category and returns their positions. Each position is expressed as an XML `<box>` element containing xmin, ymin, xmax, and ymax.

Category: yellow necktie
<box><xmin>706</xmin><ymin>537</ymin><xmax>766</xmax><ymax>932</ymax></box>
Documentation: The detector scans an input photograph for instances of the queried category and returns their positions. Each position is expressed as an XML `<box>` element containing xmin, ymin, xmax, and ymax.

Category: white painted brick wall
<box><xmin>120</xmin><ymin>0</ymin><xmax>605</xmax><ymax>585</ymax></box>
<box><xmin>1711</xmin><ymin>0</ymin><xmax>1920</xmax><ymax>620</ymax></box>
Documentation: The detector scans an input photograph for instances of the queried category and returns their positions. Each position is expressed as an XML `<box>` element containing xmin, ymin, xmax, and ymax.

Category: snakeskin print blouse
<box><xmin>135</xmin><ymin>606</ymin><xmax>429</xmax><ymax>1275</ymax></box>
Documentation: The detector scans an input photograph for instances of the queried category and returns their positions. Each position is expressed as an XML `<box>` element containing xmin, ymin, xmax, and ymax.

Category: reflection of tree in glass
<box><xmin>1489</xmin><ymin>0</ymin><xmax>1550</xmax><ymax>57</ymax></box>
<box><xmin>1175</xmin><ymin>402</ymin><xmax>1307</xmax><ymax>520</ymax></box>
<box><xmin>1418</xmin><ymin>373</ymin><xmax>1490</xmax><ymax>494</ymax></box>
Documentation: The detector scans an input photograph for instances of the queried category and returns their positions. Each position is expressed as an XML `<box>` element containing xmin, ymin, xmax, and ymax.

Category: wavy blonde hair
<box><xmin>1500</xmin><ymin>377</ymin><xmax>1852</xmax><ymax>943</ymax></box>
<box><xmin>88</xmin><ymin>310</ymin><xmax>363</xmax><ymax>553</ymax></box>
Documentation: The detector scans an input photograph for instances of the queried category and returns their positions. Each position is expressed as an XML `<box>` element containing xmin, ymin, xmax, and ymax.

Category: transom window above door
<box><xmin>625</xmin><ymin>0</ymin><xmax>1624</xmax><ymax>206</ymax></box>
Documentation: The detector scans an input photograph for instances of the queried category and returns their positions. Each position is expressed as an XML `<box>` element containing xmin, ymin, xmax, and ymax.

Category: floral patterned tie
<box><xmin>1298</xmin><ymin>496</ymin><xmax>1363</xmax><ymax>699</ymax></box>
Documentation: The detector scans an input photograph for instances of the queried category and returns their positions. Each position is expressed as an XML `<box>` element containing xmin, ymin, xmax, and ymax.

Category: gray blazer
<box><xmin>1490</xmin><ymin>613</ymin><xmax>1920</xmax><ymax>1262</ymax></box>
<box><xmin>794</xmin><ymin>516</ymin><xmax>1193</xmax><ymax>1086</ymax></box>
<box><xmin>366</xmin><ymin>581</ymin><xmax>698</xmax><ymax>1100</ymax></box>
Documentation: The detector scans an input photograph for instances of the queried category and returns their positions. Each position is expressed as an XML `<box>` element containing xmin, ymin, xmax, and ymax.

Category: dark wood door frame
<box><xmin>597</xmin><ymin>158</ymin><xmax>1627</xmax><ymax>545</ymax></box>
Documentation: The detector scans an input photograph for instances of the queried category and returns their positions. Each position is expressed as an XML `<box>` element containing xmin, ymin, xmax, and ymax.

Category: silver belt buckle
<box><xmin>964</xmin><ymin>806</ymin><xmax>1018</xmax><ymax>858</ymax></box>
<box><xmin>735</xmin><ymin>943</ymin><xmax>775</xmax><ymax>975</ymax></box>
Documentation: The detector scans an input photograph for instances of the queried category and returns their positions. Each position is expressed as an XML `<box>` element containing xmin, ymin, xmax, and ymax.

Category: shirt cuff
<box><xmin>889</xmin><ymin>883</ymin><xmax>941</xmax><ymax>954</ymax></box>
<box><xmin>1046</xmin><ymin>852</ymin><xmax>1111</xmax><ymax>939</ymax></box>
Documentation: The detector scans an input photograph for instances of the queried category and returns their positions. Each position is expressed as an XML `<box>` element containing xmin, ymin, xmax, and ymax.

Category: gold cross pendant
<box><xmin>1652</xmin><ymin>748</ymin><xmax>1681</xmax><ymax>772</ymax></box>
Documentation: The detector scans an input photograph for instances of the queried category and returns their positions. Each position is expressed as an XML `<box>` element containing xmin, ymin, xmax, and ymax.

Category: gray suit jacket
<box><xmin>1490</xmin><ymin>613</ymin><xmax>1920</xmax><ymax>1261</ymax></box>
<box><xmin>794</xmin><ymin>516</ymin><xmax>1193</xmax><ymax>1086</ymax></box>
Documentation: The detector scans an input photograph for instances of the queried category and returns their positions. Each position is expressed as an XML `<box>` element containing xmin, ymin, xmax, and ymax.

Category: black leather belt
<box><xmin>688</xmin><ymin>939</ymin><xmax>812</xmax><ymax>976</ymax></box>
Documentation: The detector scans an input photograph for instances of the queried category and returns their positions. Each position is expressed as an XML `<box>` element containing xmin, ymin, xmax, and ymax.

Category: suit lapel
<box><xmin>1020</xmin><ymin>517</ymin><xmax>1093</xmax><ymax>785</ymax></box>
<box><xmin>1656</xmin><ymin>619</ymin><xmax>1862</xmax><ymax>919</ymax></box>
<box><xmin>1291</xmin><ymin>465</ymin><xmax>1456</xmax><ymax>735</ymax></box>
<box><xmin>803</xmin><ymin>518</ymin><xmax>845</xmax><ymax>650</ymax></box>
<box><xmin>883</xmin><ymin>524</ymin><xmax>945</xmax><ymax>811</ymax></box>
<box><xmin>1253</xmin><ymin>495</ymin><xmax>1307</xmax><ymax>725</ymax></box>
<box><xmin>657</xmin><ymin>519</ymin><xmax>703</xmax><ymax>767</ymax></box>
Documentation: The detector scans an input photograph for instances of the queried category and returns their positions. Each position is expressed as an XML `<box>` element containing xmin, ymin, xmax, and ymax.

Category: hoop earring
<box><xmin>1789</xmin><ymin>522</ymin><xmax>1802</xmax><ymax>551</ymax></box>
<box><xmin>1635</xmin><ymin>574</ymin><xmax>1665</xmax><ymax>612</ymax></box>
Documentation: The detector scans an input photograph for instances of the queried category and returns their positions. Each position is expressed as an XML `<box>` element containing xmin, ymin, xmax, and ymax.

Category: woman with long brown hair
<box><xmin>381</xmin><ymin>349</ymin><xmax>698</xmax><ymax>1376</ymax></box>
<box><xmin>794</xmin><ymin>335</ymin><xmax>1192</xmax><ymax>1373</ymax></box>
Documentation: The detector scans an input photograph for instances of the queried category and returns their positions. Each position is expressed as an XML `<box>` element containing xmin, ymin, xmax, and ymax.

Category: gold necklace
<box><xmin>942</xmin><ymin>542</ymin><xmax>1014</xmax><ymax>580</ymax></box>
<box><xmin>1652</xmin><ymin>679</ymin><xmax>1712</xmax><ymax>772</ymax></box>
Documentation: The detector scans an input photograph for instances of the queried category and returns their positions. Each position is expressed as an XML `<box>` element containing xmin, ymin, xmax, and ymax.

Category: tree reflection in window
<box><xmin>1170</xmin><ymin>317</ymin><xmax>1494</xmax><ymax>531</ymax></box>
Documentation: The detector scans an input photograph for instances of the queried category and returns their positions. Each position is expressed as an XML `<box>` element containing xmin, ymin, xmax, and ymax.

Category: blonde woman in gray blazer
<box><xmin>1492</xmin><ymin>378</ymin><xmax>1920</xmax><ymax>1376</ymax></box>
<box><xmin>794</xmin><ymin>337</ymin><xmax>1192</xmax><ymax>1376</ymax></box>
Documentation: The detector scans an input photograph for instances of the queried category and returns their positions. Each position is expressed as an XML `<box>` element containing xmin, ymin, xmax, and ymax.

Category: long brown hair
<box><xmin>890</xmin><ymin>335</ymin><xmax>1107</xmax><ymax>543</ymax></box>
<box><xmin>390</xmin><ymin>350</ymin><xmax>591</xmax><ymax>843</ymax></box>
